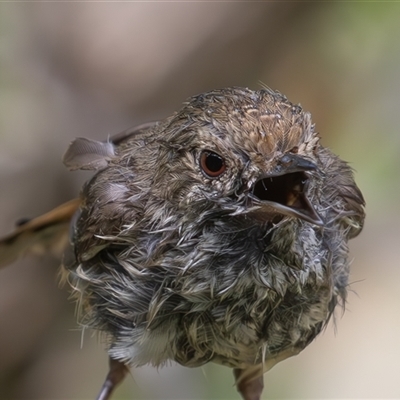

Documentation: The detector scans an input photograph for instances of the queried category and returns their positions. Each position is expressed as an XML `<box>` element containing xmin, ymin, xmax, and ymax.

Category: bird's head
<box><xmin>149</xmin><ymin>87</ymin><xmax>324</xmax><ymax>227</ymax></box>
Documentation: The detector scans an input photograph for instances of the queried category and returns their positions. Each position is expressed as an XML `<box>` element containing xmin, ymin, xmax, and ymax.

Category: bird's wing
<box><xmin>63</xmin><ymin>121</ymin><xmax>159</xmax><ymax>171</ymax></box>
<box><xmin>0</xmin><ymin>198</ymin><xmax>81</xmax><ymax>269</ymax></box>
<box><xmin>0</xmin><ymin>121</ymin><xmax>159</xmax><ymax>269</ymax></box>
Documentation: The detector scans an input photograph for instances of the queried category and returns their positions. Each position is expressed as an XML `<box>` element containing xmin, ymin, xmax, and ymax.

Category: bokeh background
<box><xmin>0</xmin><ymin>2</ymin><xmax>399</xmax><ymax>399</ymax></box>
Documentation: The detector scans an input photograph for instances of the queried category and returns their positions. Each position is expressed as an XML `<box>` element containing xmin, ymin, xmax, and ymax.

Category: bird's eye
<box><xmin>200</xmin><ymin>151</ymin><xmax>226</xmax><ymax>178</ymax></box>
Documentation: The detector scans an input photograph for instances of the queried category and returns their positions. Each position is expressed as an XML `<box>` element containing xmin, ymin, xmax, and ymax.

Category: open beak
<box><xmin>249</xmin><ymin>155</ymin><xmax>324</xmax><ymax>226</ymax></box>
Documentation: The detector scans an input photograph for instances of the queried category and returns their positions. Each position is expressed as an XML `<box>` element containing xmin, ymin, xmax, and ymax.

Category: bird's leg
<box><xmin>96</xmin><ymin>357</ymin><xmax>129</xmax><ymax>400</ymax></box>
<box><xmin>233</xmin><ymin>367</ymin><xmax>264</xmax><ymax>400</ymax></box>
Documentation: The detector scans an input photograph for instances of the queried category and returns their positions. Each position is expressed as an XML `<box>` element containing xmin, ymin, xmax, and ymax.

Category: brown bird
<box><xmin>0</xmin><ymin>87</ymin><xmax>365</xmax><ymax>400</ymax></box>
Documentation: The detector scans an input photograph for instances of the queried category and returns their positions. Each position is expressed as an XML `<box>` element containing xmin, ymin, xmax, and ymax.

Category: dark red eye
<box><xmin>200</xmin><ymin>151</ymin><xmax>226</xmax><ymax>178</ymax></box>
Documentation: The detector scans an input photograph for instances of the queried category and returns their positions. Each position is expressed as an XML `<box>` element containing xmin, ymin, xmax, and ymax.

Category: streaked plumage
<box><xmin>0</xmin><ymin>87</ymin><xmax>365</xmax><ymax>400</ymax></box>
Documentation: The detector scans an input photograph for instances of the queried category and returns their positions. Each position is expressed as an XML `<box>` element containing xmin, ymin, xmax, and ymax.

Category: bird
<box><xmin>0</xmin><ymin>87</ymin><xmax>365</xmax><ymax>400</ymax></box>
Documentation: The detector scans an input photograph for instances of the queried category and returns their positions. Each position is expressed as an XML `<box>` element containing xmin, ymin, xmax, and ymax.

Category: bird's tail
<box><xmin>0</xmin><ymin>198</ymin><xmax>80</xmax><ymax>269</ymax></box>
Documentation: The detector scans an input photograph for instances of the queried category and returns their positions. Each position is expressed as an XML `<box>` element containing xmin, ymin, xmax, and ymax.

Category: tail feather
<box><xmin>0</xmin><ymin>198</ymin><xmax>80</xmax><ymax>268</ymax></box>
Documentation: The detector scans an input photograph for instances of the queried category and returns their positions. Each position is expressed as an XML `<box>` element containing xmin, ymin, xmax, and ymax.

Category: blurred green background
<box><xmin>0</xmin><ymin>2</ymin><xmax>399</xmax><ymax>399</ymax></box>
